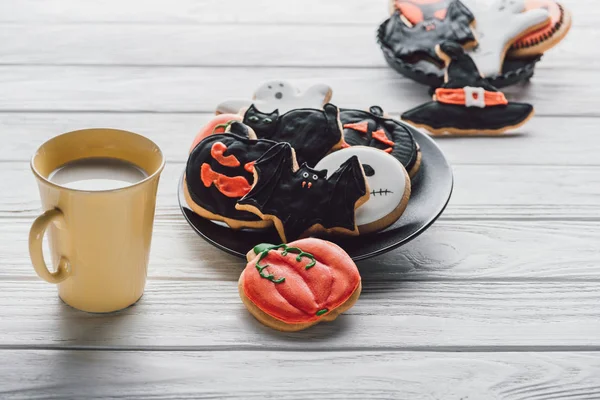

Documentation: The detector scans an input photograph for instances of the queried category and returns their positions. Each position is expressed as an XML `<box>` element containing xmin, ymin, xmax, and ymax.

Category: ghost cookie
<box><xmin>243</xmin><ymin>103</ymin><xmax>344</xmax><ymax>167</ymax></box>
<box><xmin>316</xmin><ymin>147</ymin><xmax>411</xmax><ymax>235</ymax></box>
<box><xmin>340</xmin><ymin>106</ymin><xmax>421</xmax><ymax>178</ymax></box>
<box><xmin>402</xmin><ymin>41</ymin><xmax>535</xmax><ymax>135</ymax></box>
<box><xmin>509</xmin><ymin>0</ymin><xmax>572</xmax><ymax>57</ymax></box>
<box><xmin>236</xmin><ymin>142</ymin><xmax>369</xmax><ymax>243</ymax></box>
<box><xmin>216</xmin><ymin>80</ymin><xmax>333</xmax><ymax>115</ymax></box>
<box><xmin>185</xmin><ymin>133</ymin><xmax>277</xmax><ymax>229</ymax></box>
<box><xmin>465</xmin><ymin>0</ymin><xmax>550</xmax><ymax>77</ymax></box>
<box><xmin>239</xmin><ymin>239</ymin><xmax>362</xmax><ymax>332</ymax></box>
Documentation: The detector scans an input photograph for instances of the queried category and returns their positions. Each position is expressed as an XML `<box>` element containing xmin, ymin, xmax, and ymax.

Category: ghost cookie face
<box><xmin>184</xmin><ymin>133</ymin><xmax>277</xmax><ymax>229</ymax></box>
<box><xmin>216</xmin><ymin>80</ymin><xmax>333</xmax><ymax>115</ymax></box>
<box><xmin>316</xmin><ymin>147</ymin><xmax>411</xmax><ymax>235</ymax></box>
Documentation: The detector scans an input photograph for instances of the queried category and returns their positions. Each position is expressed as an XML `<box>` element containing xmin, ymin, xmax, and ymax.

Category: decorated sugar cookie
<box><xmin>340</xmin><ymin>106</ymin><xmax>421</xmax><ymax>178</ymax></box>
<box><xmin>465</xmin><ymin>0</ymin><xmax>550</xmax><ymax>77</ymax></box>
<box><xmin>236</xmin><ymin>142</ymin><xmax>369</xmax><ymax>243</ymax></box>
<box><xmin>509</xmin><ymin>0</ymin><xmax>572</xmax><ymax>57</ymax></box>
<box><xmin>242</xmin><ymin>103</ymin><xmax>344</xmax><ymax>167</ymax></box>
<box><xmin>189</xmin><ymin>114</ymin><xmax>243</xmax><ymax>152</ymax></box>
<box><xmin>216</xmin><ymin>80</ymin><xmax>333</xmax><ymax>115</ymax></box>
<box><xmin>185</xmin><ymin>133</ymin><xmax>277</xmax><ymax>229</ymax></box>
<box><xmin>401</xmin><ymin>42</ymin><xmax>534</xmax><ymax>135</ymax></box>
<box><xmin>390</xmin><ymin>0</ymin><xmax>452</xmax><ymax>25</ymax></box>
<box><xmin>316</xmin><ymin>147</ymin><xmax>411</xmax><ymax>234</ymax></box>
<box><xmin>239</xmin><ymin>239</ymin><xmax>362</xmax><ymax>332</ymax></box>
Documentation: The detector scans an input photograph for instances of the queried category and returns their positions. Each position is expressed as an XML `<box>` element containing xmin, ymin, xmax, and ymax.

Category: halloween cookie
<box><xmin>340</xmin><ymin>106</ymin><xmax>421</xmax><ymax>178</ymax></box>
<box><xmin>239</xmin><ymin>239</ymin><xmax>362</xmax><ymax>332</ymax></box>
<box><xmin>401</xmin><ymin>42</ymin><xmax>534</xmax><ymax>135</ymax></box>
<box><xmin>216</xmin><ymin>80</ymin><xmax>333</xmax><ymax>115</ymax></box>
<box><xmin>316</xmin><ymin>147</ymin><xmax>411</xmax><ymax>235</ymax></box>
<box><xmin>189</xmin><ymin>114</ymin><xmax>243</xmax><ymax>152</ymax></box>
<box><xmin>389</xmin><ymin>0</ymin><xmax>452</xmax><ymax>25</ymax></box>
<box><xmin>243</xmin><ymin>103</ymin><xmax>344</xmax><ymax>167</ymax></box>
<box><xmin>509</xmin><ymin>0</ymin><xmax>572</xmax><ymax>57</ymax></box>
<box><xmin>236</xmin><ymin>142</ymin><xmax>369</xmax><ymax>243</ymax></box>
<box><xmin>465</xmin><ymin>0</ymin><xmax>550</xmax><ymax>77</ymax></box>
<box><xmin>185</xmin><ymin>133</ymin><xmax>277</xmax><ymax>229</ymax></box>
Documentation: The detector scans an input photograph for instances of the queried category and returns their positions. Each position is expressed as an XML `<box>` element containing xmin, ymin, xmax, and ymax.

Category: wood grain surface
<box><xmin>1</xmin><ymin>0</ymin><xmax>598</xmax><ymax>398</ymax></box>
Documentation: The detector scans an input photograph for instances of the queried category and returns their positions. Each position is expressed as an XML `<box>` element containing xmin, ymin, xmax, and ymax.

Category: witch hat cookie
<box><xmin>401</xmin><ymin>41</ymin><xmax>534</xmax><ymax>136</ymax></box>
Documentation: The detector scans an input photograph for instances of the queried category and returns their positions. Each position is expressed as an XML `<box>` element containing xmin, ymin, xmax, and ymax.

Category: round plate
<box><xmin>178</xmin><ymin>129</ymin><xmax>453</xmax><ymax>261</ymax></box>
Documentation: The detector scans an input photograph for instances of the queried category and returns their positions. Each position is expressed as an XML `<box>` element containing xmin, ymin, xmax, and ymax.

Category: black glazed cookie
<box><xmin>401</xmin><ymin>41</ymin><xmax>534</xmax><ymax>135</ymax></box>
<box><xmin>377</xmin><ymin>0</ymin><xmax>541</xmax><ymax>88</ymax></box>
<box><xmin>184</xmin><ymin>133</ymin><xmax>277</xmax><ymax>229</ymax></box>
<box><xmin>340</xmin><ymin>106</ymin><xmax>421</xmax><ymax>177</ymax></box>
<box><xmin>236</xmin><ymin>142</ymin><xmax>369</xmax><ymax>243</ymax></box>
<box><xmin>242</xmin><ymin>103</ymin><xmax>343</xmax><ymax>167</ymax></box>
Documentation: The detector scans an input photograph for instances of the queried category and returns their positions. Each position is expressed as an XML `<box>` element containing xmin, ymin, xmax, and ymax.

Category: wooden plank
<box><xmin>6</xmin><ymin>162</ymin><xmax>600</xmax><ymax>219</ymax></box>
<box><xmin>1</xmin><ymin>350</ymin><xmax>600</xmax><ymax>399</ymax></box>
<box><xmin>0</xmin><ymin>66</ymin><xmax>584</xmax><ymax>116</ymax></box>
<box><xmin>3</xmin><ymin>218</ymin><xmax>600</xmax><ymax>281</ymax></box>
<box><xmin>1</xmin><ymin>279</ymin><xmax>600</xmax><ymax>348</ymax></box>
<box><xmin>0</xmin><ymin>23</ymin><xmax>584</xmax><ymax>68</ymax></box>
<box><xmin>1</xmin><ymin>113</ymin><xmax>598</xmax><ymax>166</ymax></box>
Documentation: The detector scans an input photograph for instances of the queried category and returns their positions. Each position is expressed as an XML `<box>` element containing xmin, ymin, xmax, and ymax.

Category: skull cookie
<box><xmin>216</xmin><ymin>80</ymin><xmax>333</xmax><ymax>115</ymax></box>
<box><xmin>315</xmin><ymin>147</ymin><xmax>411</xmax><ymax>234</ymax></box>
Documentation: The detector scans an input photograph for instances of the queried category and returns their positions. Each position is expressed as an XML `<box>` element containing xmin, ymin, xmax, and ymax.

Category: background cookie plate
<box><xmin>178</xmin><ymin>129</ymin><xmax>453</xmax><ymax>261</ymax></box>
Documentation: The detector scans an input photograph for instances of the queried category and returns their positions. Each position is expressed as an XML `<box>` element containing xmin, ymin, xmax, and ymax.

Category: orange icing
<box><xmin>435</xmin><ymin>88</ymin><xmax>508</xmax><ymax>107</ymax></box>
<box><xmin>244</xmin><ymin>161</ymin><xmax>255</xmax><ymax>173</ymax></box>
<box><xmin>211</xmin><ymin>142</ymin><xmax>240</xmax><ymax>167</ymax></box>
<box><xmin>200</xmin><ymin>163</ymin><xmax>251</xmax><ymax>198</ymax></box>
<box><xmin>394</xmin><ymin>0</ymin><xmax>448</xmax><ymax>24</ymax></box>
<box><xmin>189</xmin><ymin>114</ymin><xmax>242</xmax><ymax>152</ymax></box>
<box><xmin>372</xmin><ymin>129</ymin><xmax>395</xmax><ymax>147</ymax></box>
<box><xmin>241</xmin><ymin>238</ymin><xmax>361</xmax><ymax>324</ymax></box>
<box><xmin>343</xmin><ymin>121</ymin><xmax>369</xmax><ymax>133</ymax></box>
<box><xmin>514</xmin><ymin>0</ymin><xmax>563</xmax><ymax>48</ymax></box>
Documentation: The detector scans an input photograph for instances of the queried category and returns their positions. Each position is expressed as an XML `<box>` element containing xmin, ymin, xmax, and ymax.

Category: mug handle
<box><xmin>29</xmin><ymin>208</ymin><xmax>71</xmax><ymax>284</ymax></box>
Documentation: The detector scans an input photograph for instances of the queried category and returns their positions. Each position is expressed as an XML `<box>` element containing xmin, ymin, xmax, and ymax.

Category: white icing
<box><xmin>315</xmin><ymin>147</ymin><xmax>407</xmax><ymax>228</ymax></box>
<box><xmin>464</xmin><ymin>86</ymin><xmax>485</xmax><ymax>108</ymax></box>
<box><xmin>216</xmin><ymin>80</ymin><xmax>332</xmax><ymax>114</ymax></box>
<box><xmin>464</xmin><ymin>0</ymin><xmax>550</xmax><ymax>77</ymax></box>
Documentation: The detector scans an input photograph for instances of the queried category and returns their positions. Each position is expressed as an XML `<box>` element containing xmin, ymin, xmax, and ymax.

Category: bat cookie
<box><xmin>509</xmin><ymin>0</ymin><xmax>572</xmax><ymax>57</ymax></box>
<box><xmin>236</xmin><ymin>142</ymin><xmax>369</xmax><ymax>243</ymax></box>
<box><xmin>216</xmin><ymin>80</ymin><xmax>333</xmax><ymax>115</ymax></box>
<box><xmin>239</xmin><ymin>239</ymin><xmax>362</xmax><ymax>332</ymax></box>
<box><xmin>464</xmin><ymin>0</ymin><xmax>550</xmax><ymax>77</ymax></box>
<box><xmin>316</xmin><ymin>147</ymin><xmax>411</xmax><ymax>235</ymax></box>
<box><xmin>340</xmin><ymin>106</ymin><xmax>421</xmax><ymax>178</ymax></box>
<box><xmin>402</xmin><ymin>41</ymin><xmax>534</xmax><ymax>135</ymax></box>
<box><xmin>242</xmin><ymin>103</ymin><xmax>344</xmax><ymax>167</ymax></box>
<box><xmin>185</xmin><ymin>132</ymin><xmax>277</xmax><ymax>229</ymax></box>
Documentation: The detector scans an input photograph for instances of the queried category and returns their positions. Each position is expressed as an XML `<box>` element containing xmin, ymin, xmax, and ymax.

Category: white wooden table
<box><xmin>1</xmin><ymin>1</ymin><xmax>599</xmax><ymax>398</ymax></box>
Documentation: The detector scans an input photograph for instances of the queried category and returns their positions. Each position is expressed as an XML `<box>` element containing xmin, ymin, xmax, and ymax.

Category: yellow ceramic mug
<box><xmin>29</xmin><ymin>128</ymin><xmax>165</xmax><ymax>313</ymax></box>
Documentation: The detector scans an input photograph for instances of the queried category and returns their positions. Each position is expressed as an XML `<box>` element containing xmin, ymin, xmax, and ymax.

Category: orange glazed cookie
<box><xmin>239</xmin><ymin>239</ymin><xmax>362</xmax><ymax>332</ymax></box>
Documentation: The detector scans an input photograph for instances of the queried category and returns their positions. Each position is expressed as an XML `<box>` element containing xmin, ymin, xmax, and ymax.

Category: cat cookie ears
<box><xmin>216</xmin><ymin>80</ymin><xmax>333</xmax><ymax>115</ymax></box>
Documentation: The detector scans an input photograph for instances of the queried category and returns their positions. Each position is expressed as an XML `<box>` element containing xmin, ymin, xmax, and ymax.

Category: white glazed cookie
<box><xmin>216</xmin><ymin>80</ymin><xmax>333</xmax><ymax>114</ymax></box>
<box><xmin>315</xmin><ymin>147</ymin><xmax>411</xmax><ymax>234</ymax></box>
<box><xmin>464</xmin><ymin>0</ymin><xmax>550</xmax><ymax>77</ymax></box>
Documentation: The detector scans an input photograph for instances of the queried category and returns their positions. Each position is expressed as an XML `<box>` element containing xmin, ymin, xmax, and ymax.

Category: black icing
<box><xmin>340</xmin><ymin>107</ymin><xmax>419</xmax><ymax>172</ymax></box>
<box><xmin>186</xmin><ymin>133</ymin><xmax>276</xmax><ymax>221</ymax></box>
<box><xmin>362</xmin><ymin>164</ymin><xmax>375</xmax><ymax>177</ymax></box>
<box><xmin>401</xmin><ymin>41</ymin><xmax>534</xmax><ymax>131</ymax></box>
<box><xmin>243</xmin><ymin>103</ymin><xmax>342</xmax><ymax>167</ymax></box>
<box><xmin>237</xmin><ymin>142</ymin><xmax>367</xmax><ymax>241</ymax></box>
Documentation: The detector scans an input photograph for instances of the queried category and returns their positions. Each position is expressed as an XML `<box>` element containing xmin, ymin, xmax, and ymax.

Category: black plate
<box><xmin>178</xmin><ymin>129</ymin><xmax>453</xmax><ymax>261</ymax></box>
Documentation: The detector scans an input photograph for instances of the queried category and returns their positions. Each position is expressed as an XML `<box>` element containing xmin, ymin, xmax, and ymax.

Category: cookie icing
<box><xmin>236</xmin><ymin>142</ymin><xmax>368</xmax><ymax>242</ymax></box>
<box><xmin>243</xmin><ymin>103</ymin><xmax>343</xmax><ymax>167</ymax></box>
<box><xmin>393</xmin><ymin>0</ymin><xmax>452</xmax><ymax>25</ymax></box>
<box><xmin>340</xmin><ymin>106</ymin><xmax>419</xmax><ymax>173</ymax></box>
<box><xmin>241</xmin><ymin>238</ymin><xmax>361</xmax><ymax>324</ymax></box>
<box><xmin>216</xmin><ymin>80</ymin><xmax>332</xmax><ymax>114</ymax></box>
<box><xmin>316</xmin><ymin>147</ymin><xmax>408</xmax><ymax>230</ymax></box>
<box><xmin>186</xmin><ymin>133</ymin><xmax>276</xmax><ymax>221</ymax></box>
<box><xmin>465</xmin><ymin>0</ymin><xmax>550</xmax><ymax>77</ymax></box>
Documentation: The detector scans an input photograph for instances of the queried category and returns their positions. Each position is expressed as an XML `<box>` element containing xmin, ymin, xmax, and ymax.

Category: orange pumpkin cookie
<box><xmin>189</xmin><ymin>114</ymin><xmax>243</xmax><ymax>153</ymax></box>
<box><xmin>239</xmin><ymin>239</ymin><xmax>362</xmax><ymax>332</ymax></box>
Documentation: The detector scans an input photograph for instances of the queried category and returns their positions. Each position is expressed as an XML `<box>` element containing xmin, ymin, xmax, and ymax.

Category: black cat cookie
<box><xmin>340</xmin><ymin>106</ymin><xmax>421</xmax><ymax>178</ymax></box>
<box><xmin>236</xmin><ymin>142</ymin><xmax>370</xmax><ymax>243</ymax></box>
<box><xmin>242</xmin><ymin>103</ymin><xmax>344</xmax><ymax>167</ymax></box>
<box><xmin>184</xmin><ymin>132</ymin><xmax>277</xmax><ymax>229</ymax></box>
<box><xmin>401</xmin><ymin>41</ymin><xmax>535</xmax><ymax>135</ymax></box>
